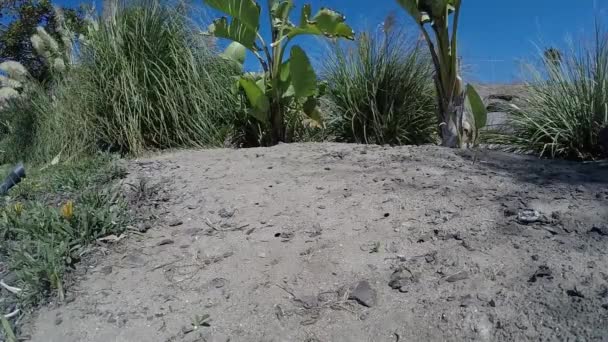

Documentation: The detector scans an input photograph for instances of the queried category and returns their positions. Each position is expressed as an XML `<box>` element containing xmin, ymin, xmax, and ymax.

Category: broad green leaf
<box><xmin>287</xmin><ymin>5</ymin><xmax>354</xmax><ymax>40</ymax></box>
<box><xmin>289</xmin><ymin>46</ymin><xmax>317</xmax><ymax>98</ymax></box>
<box><xmin>278</xmin><ymin>60</ymin><xmax>292</xmax><ymax>95</ymax></box>
<box><xmin>203</xmin><ymin>0</ymin><xmax>261</xmax><ymax>31</ymax></box>
<box><xmin>256</xmin><ymin>78</ymin><xmax>266</xmax><ymax>93</ymax></box>
<box><xmin>280</xmin><ymin>60</ymin><xmax>291</xmax><ymax>83</ymax></box>
<box><xmin>239</xmin><ymin>77</ymin><xmax>270</xmax><ymax>122</ymax></box>
<box><xmin>1</xmin><ymin>315</ymin><xmax>17</xmax><ymax>342</ymax></box>
<box><xmin>221</xmin><ymin>41</ymin><xmax>247</xmax><ymax>66</ymax></box>
<box><xmin>209</xmin><ymin>17</ymin><xmax>257</xmax><ymax>50</ymax></box>
<box><xmin>465</xmin><ymin>84</ymin><xmax>487</xmax><ymax>131</ymax></box>
<box><xmin>283</xmin><ymin>84</ymin><xmax>295</xmax><ymax>98</ymax></box>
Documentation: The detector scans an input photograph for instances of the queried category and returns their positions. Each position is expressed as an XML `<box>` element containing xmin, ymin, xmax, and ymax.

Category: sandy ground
<box><xmin>26</xmin><ymin>143</ymin><xmax>608</xmax><ymax>342</ymax></box>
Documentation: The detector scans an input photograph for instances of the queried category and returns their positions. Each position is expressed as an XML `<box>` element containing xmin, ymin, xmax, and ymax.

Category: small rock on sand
<box><xmin>349</xmin><ymin>281</ymin><xmax>377</xmax><ymax>307</ymax></box>
<box><xmin>445</xmin><ymin>271</ymin><xmax>469</xmax><ymax>283</ymax></box>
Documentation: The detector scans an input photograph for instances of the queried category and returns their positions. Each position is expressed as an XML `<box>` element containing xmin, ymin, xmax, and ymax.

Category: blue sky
<box><xmin>53</xmin><ymin>0</ymin><xmax>606</xmax><ymax>83</ymax></box>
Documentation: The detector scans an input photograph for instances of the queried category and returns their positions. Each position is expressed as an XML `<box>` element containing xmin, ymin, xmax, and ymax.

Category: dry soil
<box><xmin>26</xmin><ymin>143</ymin><xmax>608</xmax><ymax>342</ymax></box>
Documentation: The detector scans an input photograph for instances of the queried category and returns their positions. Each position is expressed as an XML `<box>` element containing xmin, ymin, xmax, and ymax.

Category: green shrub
<box><xmin>1</xmin><ymin>1</ymin><xmax>239</xmax><ymax>162</ymax></box>
<box><xmin>485</xmin><ymin>25</ymin><xmax>608</xmax><ymax>160</ymax></box>
<box><xmin>322</xmin><ymin>26</ymin><xmax>437</xmax><ymax>145</ymax></box>
<box><xmin>71</xmin><ymin>1</ymin><xmax>240</xmax><ymax>154</ymax></box>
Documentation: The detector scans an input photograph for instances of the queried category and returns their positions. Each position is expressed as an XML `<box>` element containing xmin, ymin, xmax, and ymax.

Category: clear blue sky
<box><xmin>54</xmin><ymin>0</ymin><xmax>606</xmax><ymax>83</ymax></box>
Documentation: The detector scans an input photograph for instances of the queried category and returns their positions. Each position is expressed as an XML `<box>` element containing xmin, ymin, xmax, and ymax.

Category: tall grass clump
<box><xmin>323</xmin><ymin>23</ymin><xmax>437</xmax><ymax>145</ymax></box>
<box><xmin>485</xmin><ymin>24</ymin><xmax>608</xmax><ymax>160</ymax></box>
<box><xmin>78</xmin><ymin>1</ymin><xmax>240</xmax><ymax>154</ymax></box>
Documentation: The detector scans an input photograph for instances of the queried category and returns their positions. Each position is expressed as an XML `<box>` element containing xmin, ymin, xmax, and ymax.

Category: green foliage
<box><xmin>0</xmin><ymin>76</ymin><xmax>95</xmax><ymax>164</ymax></box>
<box><xmin>1</xmin><ymin>315</ymin><xmax>17</xmax><ymax>342</ymax></box>
<box><xmin>323</xmin><ymin>27</ymin><xmax>437</xmax><ymax>145</ymax></box>
<box><xmin>0</xmin><ymin>1</ymin><xmax>240</xmax><ymax>161</ymax></box>
<box><xmin>0</xmin><ymin>155</ymin><xmax>128</xmax><ymax>338</ymax></box>
<box><xmin>70</xmin><ymin>1</ymin><xmax>241</xmax><ymax>154</ymax></box>
<box><xmin>484</xmin><ymin>25</ymin><xmax>608</xmax><ymax>160</ymax></box>
<box><xmin>397</xmin><ymin>0</ymin><xmax>487</xmax><ymax>147</ymax></box>
<box><xmin>0</xmin><ymin>0</ymin><xmax>86</xmax><ymax>83</ymax></box>
<box><xmin>204</xmin><ymin>0</ymin><xmax>354</xmax><ymax>145</ymax></box>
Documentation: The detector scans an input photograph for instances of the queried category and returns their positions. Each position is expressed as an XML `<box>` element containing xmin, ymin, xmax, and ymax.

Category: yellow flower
<box><xmin>60</xmin><ymin>200</ymin><xmax>74</xmax><ymax>220</ymax></box>
<box><xmin>13</xmin><ymin>202</ymin><xmax>23</xmax><ymax>216</ymax></box>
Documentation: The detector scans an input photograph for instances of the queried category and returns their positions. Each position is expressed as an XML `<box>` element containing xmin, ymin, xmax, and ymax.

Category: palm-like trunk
<box><xmin>270</xmin><ymin>99</ymin><xmax>286</xmax><ymax>145</ymax></box>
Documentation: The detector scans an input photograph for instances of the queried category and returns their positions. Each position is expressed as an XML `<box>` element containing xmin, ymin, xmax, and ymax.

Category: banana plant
<box><xmin>397</xmin><ymin>0</ymin><xmax>487</xmax><ymax>147</ymax></box>
<box><xmin>203</xmin><ymin>0</ymin><xmax>354</xmax><ymax>145</ymax></box>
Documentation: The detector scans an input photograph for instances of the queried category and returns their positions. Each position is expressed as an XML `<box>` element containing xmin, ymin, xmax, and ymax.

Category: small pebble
<box><xmin>157</xmin><ymin>239</ymin><xmax>174</xmax><ymax>246</ymax></box>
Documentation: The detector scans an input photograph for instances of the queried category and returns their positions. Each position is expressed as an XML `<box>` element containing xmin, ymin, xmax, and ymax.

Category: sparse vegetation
<box><xmin>485</xmin><ymin>24</ymin><xmax>608</xmax><ymax>160</ymax></box>
<box><xmin>0</xmin><ymin>155</ymin><xmax>128</xmax><ymax>339</ymax></box>
<box><xmin>323</xmin><ymin>23</ymin><xmax>437</xmax><ymax>145</ymax></box>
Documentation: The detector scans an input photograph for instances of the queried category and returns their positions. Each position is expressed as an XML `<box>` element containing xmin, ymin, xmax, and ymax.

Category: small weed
<box><xmin>191</xmin><ymin>314</ymin><xmax>211</xmax><ymax>329</ymax></box>
<box><xmin>370</xmin><ymin>242</ymin><xmax>381</xmax><ymax>254</ymax></box>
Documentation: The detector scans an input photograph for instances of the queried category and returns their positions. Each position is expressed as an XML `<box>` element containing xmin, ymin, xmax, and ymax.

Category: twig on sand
<box><xmin>204</xmin><ymin>217</ymin><xmax>250</xmax><ymax>232</ymax></box>
<box><xmin>0</xmin><ymin>280</ymin><xmax>22</xmax><ymax>295</ymax></box>
<box><xmin>151</xmin><ymin>259</ymin><xmax>181</xmax><ymax>271</ymax></box>
<box><xmin>274</xmin><ymin>283</ymin><xmax>298</xmax><ymax>299</ymax></box>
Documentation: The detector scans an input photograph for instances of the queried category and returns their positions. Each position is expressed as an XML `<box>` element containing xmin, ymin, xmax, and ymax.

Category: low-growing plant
<box><xmin>203</xmin><ymin>0</ymin><xmax>355</xmax><ymax>145</ymax></box>
<box><xmin>484</xmin><ymin>24</ymin><xmax>608</xmax><ymax>160</ymax></box>
<box><xmin>397</xmin><ymin>0</ymin><xmax>487</xmax><ymax>148</ymax></box>
<box><xmin>323</xmin><ymin>21</ymin><xmax>437</xmax><ymax>145</ymax></box>
<box><xmin>0</xmin><ymin>155</ymin><xmax>128</xmax><ymax>338</ymax></box>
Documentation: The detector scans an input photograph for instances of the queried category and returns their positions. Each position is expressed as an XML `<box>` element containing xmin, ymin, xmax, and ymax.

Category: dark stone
<box><xmin>349</xmin><ymin>281</ymin><xmax>377</xmax><ymax>307</ymax></box>
<box><xmin>389</xmin><ymin>268</ymin><xmax>414</xmax><ymax>289</ymax></box>
<box><xmin>489</xmin><ymin>94</ymin><xmax>516</xmax><ymax>101</ymax></box>
<box><xmin>168</xmin><ymin>219</ymin><xmax>183</xmax><ymax>227</ymax></box>
<box><xmin>528</xmin><ymin>265</ymin><xmax>553</xmax><ymax>283</ymax></box>
<box><xmin>218</xmin><ymin>208</ymin><xmax>235</xmax><ymax>218</ymax></box>
<box><xmin>566</xmin><ymin>288</ymin><xmax>585</xmax><ymax>298</ymax></box>
<box><xmin>445</xmin><ymin>271</ymin><xmax>469</xmax><ymax>283</ymax></box>
<box><xmin>460</xmin><ymin>294</ymin><xmax>476</xmax><ymax>307</ymax></box>
<box><xmin>210</xmin><ymin>278</ymin><xmax>227</xmax><ymax>289</ymax></box>
<box><xmin>589</xmin><ymin>225</ymin><xmax>608</xmax><ymax>236</ymax></box>
<box><xmin>157</xmin><ymin>239</ymin><xmax>174</xmax><ymax>246</ymax></box>
<box><xmin>100</xmin><ymin>266</ymin><xmax>113</xmax><ymax>275</ymax></box>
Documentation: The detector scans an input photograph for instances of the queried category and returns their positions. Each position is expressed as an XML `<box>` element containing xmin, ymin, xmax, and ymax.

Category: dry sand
<box><xmin>26</xmin><ymin>143</ymin><xmax>608</xmax><ymax>341</ymax></box>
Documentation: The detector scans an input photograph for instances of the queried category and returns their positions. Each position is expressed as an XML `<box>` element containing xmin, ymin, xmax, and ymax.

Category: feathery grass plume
<box><xmin>0</xmin><ymin>87</ymin><xmax>21</xmax><ymax>106</ymax></box>
<box><xmin>53</xmin><ymin>6</ymin><xmax>75</xmax><ymax>63</ymax></box>
<box><xmin>323</xmin><ymin>25</ymin><xmax>437</xmax><ymax>145</ymax></box>
<box><xmin>484</xmin><ymin>23</ymin><xmax>608</xmax><ymax>160</ymax></box>
<box><xmin>30</xmin><ymin>26</ymin><xmax>70</xmax><ymax>75</ymax></box>
<box><xmin>0</xmin><ymin>60</ymin><xmax>29</xmax><ymax>110</ymax></box>
<box><xmin>0</xmin><ymin>61</ymin><xmax>28</xmax><ymax>82</ymax></box>
<box><xmin>0</xmin><ymin>75</ymin><xmax>22</xmax><ymax>90</ymax></box>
